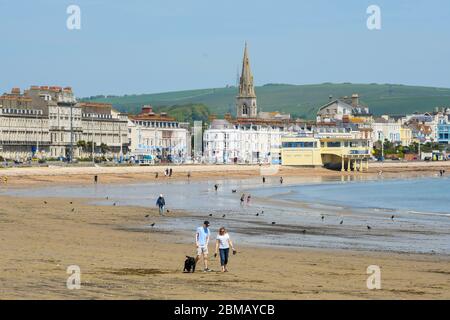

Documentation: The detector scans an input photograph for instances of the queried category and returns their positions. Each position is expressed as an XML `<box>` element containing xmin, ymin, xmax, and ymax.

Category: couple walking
<box><xmin>195</xmin><ymin>221</ymin><xmax>236</xmax><ymax>273</ymax></box>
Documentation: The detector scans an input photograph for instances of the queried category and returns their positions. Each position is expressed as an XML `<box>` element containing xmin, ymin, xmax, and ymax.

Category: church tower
<box><xmin>236</xmin><ymin>43</ymin><xmax>258</xmax><ymax>118</ymax></box>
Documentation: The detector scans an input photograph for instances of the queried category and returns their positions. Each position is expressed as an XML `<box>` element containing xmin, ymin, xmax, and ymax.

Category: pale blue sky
<box><xmin>1</xmin><ymin>0</ymin><xmax>449</xmax><ymax>96</ymax></box>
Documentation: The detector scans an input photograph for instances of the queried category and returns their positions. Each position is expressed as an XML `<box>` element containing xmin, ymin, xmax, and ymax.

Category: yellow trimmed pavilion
<box><xmin>281</xmin><ymin>135</ymin><xmax>371</xmax><ymax>171</ymax></box>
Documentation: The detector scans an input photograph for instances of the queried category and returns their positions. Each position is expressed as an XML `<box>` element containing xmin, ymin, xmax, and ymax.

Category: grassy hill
<box><xmin>81</xmin><ymin>83</ymin><xmax>450</xmax><ymax>120</ymax></box>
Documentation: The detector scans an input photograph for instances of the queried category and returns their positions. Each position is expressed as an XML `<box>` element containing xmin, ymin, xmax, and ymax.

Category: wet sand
<box><xmin>1</xmin><ymin>161</ymin><xmax>449</xmax><ymax>187</ymax></box>
<box><xmin>1</xmin><ymin>195</ymin><xmax>449</xmax><ymax>300</ymax></box>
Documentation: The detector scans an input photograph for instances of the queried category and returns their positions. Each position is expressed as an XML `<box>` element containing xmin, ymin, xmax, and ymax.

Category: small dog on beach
<box><xmin>183</xmin><ymin>256</ymin><xmax>196</xmax><ymax>273</ymax></box>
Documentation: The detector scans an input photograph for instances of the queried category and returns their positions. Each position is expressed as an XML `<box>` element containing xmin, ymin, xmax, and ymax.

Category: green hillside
<box><xmin>81</xmin><ymin>83</ymin><xmax>450</xmax><ymax>120</ymax></box>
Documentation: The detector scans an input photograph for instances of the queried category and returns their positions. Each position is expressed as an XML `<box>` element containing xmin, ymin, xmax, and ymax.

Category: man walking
<box><xmin>195</xmin><ymin>221</ymin><xmax>211</xmax><ymax>272</ymax></box>
<box><xmin>156</xmin><ymin>194</ymin><xmax>166</xmax><ymax>216</ymax></box>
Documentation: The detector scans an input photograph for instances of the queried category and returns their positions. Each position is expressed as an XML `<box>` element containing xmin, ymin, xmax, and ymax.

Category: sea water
<box><xmin>2</xmin><ymin>175</ymin><xmax>449</xmax><ymax>254</ymax></box>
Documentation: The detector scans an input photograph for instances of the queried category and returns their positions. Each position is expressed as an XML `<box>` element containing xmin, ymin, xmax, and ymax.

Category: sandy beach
<box><xmin>0</xmin><ymin>164</ymin><xmax>449</xmax><ymax>300</ymax></box>
<box><xmin>1</xmin><ymin>161</ymin><xmax>449</xmax><ymax>187</ymax></box>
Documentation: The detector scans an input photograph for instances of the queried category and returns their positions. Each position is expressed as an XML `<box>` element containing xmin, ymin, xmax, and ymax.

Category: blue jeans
<box><xmin>219</xmin><ymin>248</ymin><xmax>229</xmax><ymax>266</ymax></box>
<box><xmin>159</xmin><ymin>205</ymin><xmax>164</xmax><ymax>215</ymax></box>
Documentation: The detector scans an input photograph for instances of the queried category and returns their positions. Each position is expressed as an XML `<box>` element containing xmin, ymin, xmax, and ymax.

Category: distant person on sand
<box><xmin>214</xmin><ymin>184</ymin><xmax>219</xmax><ymax>192</ymax></box>
<box><xmin>214</xmin><ymin>227</ymin><xmax>236</xmax><ymax>273</ymax></box>
<box><xmin>156</xmin><ymin>194</ymin><xmax>166</xmax><ymax>216</ymax></box>
<box><xmin>187</xmin><ymin>171</ymin><xmax>191</xmax><ymax>180</ymax></box>
<box><xmin>155</xmin><ymin>172</ymin><xmax>159</xmax><ymax>179</ymax></box>
<box><xmin>247</xmin><ymin>194</ymin><xmax>251</xmax><ymax>204</ymax></box>
<box><xmin>240</xmin><ymin>194</ymin><xmax>245</xmax><ymax>205</ymax></box>
<box><xmin>94</xmin><ymin>175</ymin><xmax>98</xmax><ymax>184</ymax></box>
<box><xmin>195</xmin><ymin>221</ymin><xmax>211</xmax><ymax>272</ymax></box>
<box><xmin>280</xmin><ymin>177</ymin><xmax>283</xmax><ymax>184</ymax></box>
<box><xmin>169</xmin><ymin>168</ymin><xmax>173</xmax><ymax>177</ymax></box>
<box><xmin>262</xmin><ymin>177</ymin><xmax>266</xmax><ymax>184</ymax></box>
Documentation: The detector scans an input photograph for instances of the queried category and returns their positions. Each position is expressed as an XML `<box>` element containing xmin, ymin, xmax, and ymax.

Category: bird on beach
<box><xmin>145</xmin><ymin>214</ymin><xmax>149</xmax><ymax>218</ymax></box>
<box><xmin>71</xmin><ymin>208</ymin><xmax>75</xmax><ymax>212</ymax></box>
<box><xmin>113</xmin><ymin>202</ymin><xmax>117</xmax><ymax>206</ymax></box>
<box><xmin>271</xmin><ymin>222</ymin><xmax>276</xmax><ymax>225</ymax></box>
<box><xmin>222</xmin><ymin>214</ymin><xmax>226</xmax><ymax>218</ymax></box>
<box><xmin>321</xmin><ymin>215</ymin><xmax>324</xmax><ymax>221</ymax></box>
<box><xmin>391</xmin><ymin>215</ymin><xmax>395</xmax><ymax>221</ymax></box>
<box><xmin>301</xmin><ymin>230</ymin><xmax>306</xmax><ymax>234</ymax></box>
<box><xmin>232</xmin><ymin>189</ymin><xmax>237</xmax><ymax>193</ymax></box>
<box><xmin>256</xmin><ymin>213</ymin><xmax>259</xmax><ymax>216</ymax></box>
<box><xmin>106</xmin><ymin>196</ymin><xmax>109</xmax><ymax>200</ymax></box>
<box><xmin>44</xmin><ymin>201</ymin><xmax>47</xmax><ymax>205</ymax></box>
<box><xmin>150</xmin><ymin>223</ymin><xmax>155</xmax><ymax>227</ymax></box>
<box><xmin>340</xmin><ymin>220</ymin><xmax>344</xmax><ymax>225</ymax></box>
<box><xmin>69</xmin><ymin>201</ymin><xmax>73</xmax><ymax>205</ymax></box>
<box><xmin>208</xmin><ymin>213</ymin><xmax>213</xmax><ymax>217</ymax></box>
<box><xmin>166</xmin><ymin>209</ymin><xmax>170</xmax><ymax>213</ymax></box>
<box><xmin>367</xmin><ymin>225</ymin><xmax>372</xmax><ymax>230</ymax></box>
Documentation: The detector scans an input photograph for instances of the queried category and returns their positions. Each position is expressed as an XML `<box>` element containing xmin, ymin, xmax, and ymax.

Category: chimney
<box><xmin>141</xmin><ymin>105</ymin><xmax>154</xmax><ymax>115</ymax></box>
<box><xmin>351</xmin><ymin>94</ymin><xmax>359</xmax><ymax>107</ymax></box>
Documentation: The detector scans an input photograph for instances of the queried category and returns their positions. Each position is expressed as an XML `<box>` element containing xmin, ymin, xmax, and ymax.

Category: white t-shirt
<box><xmin>216</xmin><ymin>233</ymin><xmax>231</xmax><ymax>249</ymax></box>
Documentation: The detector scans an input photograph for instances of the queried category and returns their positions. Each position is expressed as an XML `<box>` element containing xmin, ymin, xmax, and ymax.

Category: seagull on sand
<box><xmin>150</xmin><ymin>223</ymin><xmax>155</xmax><ymax>227</ymax></box>
<box><xmin>367</xmin><ymin>225</ymin><xmax>372</xmax><ymax>230</ymax></box>
<box><xmin>222</xmin><ymin>214</ymin><xmax>226</xmax><ymax>218</ymax></box>
<box><xmin>71</xmin><ymin>208</ymin><xmax>75</xmax><ymax>212</ymax></box>
<box><xmin>340</xmin><ymin>220</ymin><xmax>344</xmax><ymax>225</ymax></box>
<box><xmin>391</xmin><ymin>215</ymin><xmax>395</xmax><ymax>221</ymax></box>
<box><xmin>271</xmin><ymin>222</ymin><xmax>276</xmax><ymax>225</ymax></box>
<box><xmin>145</xmin><ymin>214</ymin><xmax>149</xmax><ymax>218</ymax></box>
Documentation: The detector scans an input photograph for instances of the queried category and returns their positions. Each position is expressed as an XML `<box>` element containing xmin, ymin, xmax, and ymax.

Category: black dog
<box><xmin>183</xmin><ymin>256</ymin><xmax>196</xmax><ymax>273</ymax></box>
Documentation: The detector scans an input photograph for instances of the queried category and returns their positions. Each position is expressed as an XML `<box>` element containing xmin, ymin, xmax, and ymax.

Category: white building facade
<box><xmin>128</xmin><ymin>106</ymin><xmax>189</xmax><ymax>163</ymax></box>
<box><xmin>0</xmin><ymin>86</ymin><xmax>129</xmax><ymax>160</ymax></box>
<box><xmin>203</xmin><ymin>120</ymin><xmax>283</xmax><ymax>164</ymax></box>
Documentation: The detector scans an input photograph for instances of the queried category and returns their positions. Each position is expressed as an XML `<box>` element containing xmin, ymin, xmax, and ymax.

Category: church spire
<box><xmin>239</xmin><ymin>42</ymin><xmax>256</xmax><ymax>98</ymax></box>
<box><xmin>236</xmin><ymin>42</ymin><xmax>258</xmax><ymax>118</ymax></box>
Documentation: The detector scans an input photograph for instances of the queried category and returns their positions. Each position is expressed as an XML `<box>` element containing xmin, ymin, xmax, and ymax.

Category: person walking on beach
<box><xmin>94</xmin><ymin>175</ymin><xmax>98</xmax><ymax>184</ymax></box>
<box><xmin>169</xmin><ymin>168</ymin><xmax>173</xmax><ymax>177</ymax></box>
<box><xmin>247</xmin><ymin>194</ymin><xmax>251</xmax><ymax>204</ymax></box>
<box><xmin>214</xmin><ymin>184</ymin><xmax>219</xmax><ymax>192</ymax></box>
<box><xmin>214</xmin><ymin>227</ymin><xmax>236</xmax><ymax>272</ymax></box>
<box><xmin>262</xmin><ymin>176</ymin><xmax>266</xmax><ymax>184</ymax></box>
<box><xmin>280</xmin><ymin>177</ymin><xmax>283</xmax><ymax>184</ymax></box>
<box><xmin>195</xmin><ymin>221</ymin><xmax>211</xmax><ymax>272</ymax></box>
<box><xmin>156</xmin><ymin>194</ymin><xmax>166</xmax><ymax>216</ymax></box>
<box><xmin>240</xmin><ymin>194</ymin><xmax>245</xmax><ymax>205</ymax></box>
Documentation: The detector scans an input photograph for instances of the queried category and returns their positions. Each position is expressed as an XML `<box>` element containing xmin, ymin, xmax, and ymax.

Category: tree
<box><xmin>77</xmin><ymin>140</ymin><xmax>86</xmax><ymax>149</ymax></box>
<box><xmin>99</xmin><ymin>143</ymin><xmax>110</xmax><ymax>155</ymax></box>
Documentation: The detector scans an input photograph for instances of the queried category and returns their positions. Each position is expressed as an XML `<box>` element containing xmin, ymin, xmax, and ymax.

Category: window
<box><xmin>282</xmin><ymin>142</ymin><xmax>317</xmax><ymax>148</ymax></box>
<box><xmin>327</xmin><ymin>142</ymin><xmax>341</xmax><ymax>148</ymax></box>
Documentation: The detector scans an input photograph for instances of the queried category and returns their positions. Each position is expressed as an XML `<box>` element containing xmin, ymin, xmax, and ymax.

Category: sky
<box><xmin>1</xmin><ymin>0</ymin><xmax>450</xmax><ymax>97</ymax></box>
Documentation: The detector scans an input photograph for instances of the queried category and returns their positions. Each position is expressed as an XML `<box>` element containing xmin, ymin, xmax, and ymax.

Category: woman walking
<box><xmin>214</xmin><ymin>227</ymin><xmax>236</xmax><ymax>272</ymax></box>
